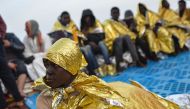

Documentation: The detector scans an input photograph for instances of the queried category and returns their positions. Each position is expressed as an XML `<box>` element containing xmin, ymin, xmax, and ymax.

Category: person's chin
<box><xmin>45</xmin><ymin>80</ymin><xmax>55</xmax><ymax>88</ymax></box>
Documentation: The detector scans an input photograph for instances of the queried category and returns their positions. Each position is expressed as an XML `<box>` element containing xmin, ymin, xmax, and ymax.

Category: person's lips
<box><xmin>45</xmin><ymin>79</ymin><xmax>54</xmax><ymax>87</ymax></box>
<box><xmin>44</xmin><ymin>76</ymin><xmax>54</xmax><ymax>84</ymax></box>
<box><xmin>46</xmin><ymin>78</ymin><xmax>54</xmax><ymax>82</ymax></box>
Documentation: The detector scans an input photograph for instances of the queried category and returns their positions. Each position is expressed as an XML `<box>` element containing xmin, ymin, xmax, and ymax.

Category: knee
<box><xmin>123</xmin><ymin>35</ymin><xmax>131</xmax><ymax>41</ymax></box>
<box><xmin>81</xmin><ymin>45</ymin><xmax>92</xmax><ymax>55</ymax></box>
<box><xmin>114</xmin><ymin>37</ymin><xmax>122</xmax><ymax>44</ymax></box>
<box><xmin>98</xmin><ymin>41</ymin><xmax>104</xmax><ymax>46</ymax></box>
<box><xmin>85</xmin><ymin>45</ymin><xmax>92</xmax><ymax>51</ymax></box>
<box><xmin>98</xmin><ymin>41</ymin><xmax>107</xmax><ymax>48</ymax></box>
<box><xmin>16</xmin><ymin>63</ymin><xmax>28</xmax><ymax>73</ymax></box>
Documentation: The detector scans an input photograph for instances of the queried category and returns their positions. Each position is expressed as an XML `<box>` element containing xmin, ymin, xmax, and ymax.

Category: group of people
<box><xmin>35</xmin><ymin>0</ymin><xmax>189</xmax><ymax>108</ymax></box>
<box><xmin>0</xmin><ymin>15</ymin><xmax>51</xmax><ymax>109</ymax></box>
<box><xmin>49</xmin><ymin>0</ymin><xmax>190</xmax><ymax>78</ymax></box>
<box><xmin>0</xmin><ymin>0</ymin><xmax>190</xmax><ymax>108</ymax></box>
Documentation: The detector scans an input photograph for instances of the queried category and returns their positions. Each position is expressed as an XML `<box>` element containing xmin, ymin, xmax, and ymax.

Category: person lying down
<box><xmin>33</xmin><ymin>38</ymin><xmax>179</xmax><ymax>109</ymax></box>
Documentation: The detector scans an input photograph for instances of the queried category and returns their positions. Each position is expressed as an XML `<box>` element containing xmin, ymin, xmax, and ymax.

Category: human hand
<box><xmin>8</xmin><ymin>62</ymin><xmax>17</xmax><ymax>71</ymax></box>
<box><xmin>3</xmin><ymin>39</ymin><xmax>11</xmax><ymax>48</ymax></box>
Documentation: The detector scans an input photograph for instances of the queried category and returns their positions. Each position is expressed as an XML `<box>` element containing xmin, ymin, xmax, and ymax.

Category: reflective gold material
<box><xmin>135</xmin><ymin>13</ymin><xmax>147</xmax><ymax>37</ymax></box>
<box><xmin>53</xmin><ymin>20</ymin><xmax>84</xmax><ymax>43</ymax></box>
<box><xmin>146</xmin><ymin>11</ymin><xmax>160</xmax><ymax>28</ymax></box>
<box><xmin>167</xmin><ymin>28</ymin><xmax>188</xmax><ymax>48</ymax></box>
<box><xmin>145</xmin><ymin>29</ymin><xmax>160</xmax><ymax>53</ymax></box>
<box><xmin>158</xmin><ymin>1</ymin><xmax>190</xmax><ymax>26</ymax></box>
<box><xmin>128</xmin><ymin>81</ymin><xmax>179</xmax><ymax>109</ymax></box>
<box><xmin>34</xmin><ymin>76</ymin><xmax>179</xmax><ymax>109</ymax></box>
<box><xmin>158</xmin><ymin>3</ymin><xmax>189</xmax><ymax>48</ymax></box>
<box><xmin>180</xmin><ymin>9</ymin><xmax>190</xmax><ymax>21</ymax></box>
<box><xmin>45</xmin><ymin>38</ymin><xmax>83</xmax><ymax>75</ymax></box>
<box><xmin>144</xmin><ymin>27</ymin><xmax>175</xmax><ymax>53</ymax></box>
<box><xmin>136</xmin><ymin>4</ymin><xmax>175</xmax><ymax>53</ymax></box>
<box><xmin>136</xmin><ymin>4</ymin><xmax>160</xmax><ymax>30</ymax></box>
<box><xmin>97</xmin><ymin>64</ymin><xmax>116</xmax><ymax>77</ymax></box>
<box><xmin>95</xmin><ymin>66</ymin><xmax>107</xmax><ymax>77</ymax></box>
<box><xmin>32</xmin><ymin>77</ymin><xmax>50</xmax><ymax>91</ymax></box>
<box><xmin>157</xmin><ymin>27</ymin><xmax>175</xmax><ymax>53</ymax></box>
<box><xmin>107</xmin><ymin>64</ymin><xmax>116</xmax><ymax>76</ymax></box>
<box><xmin>34</xmin><ymin>37</ymin><xmax>179</xmax><ymax>109</ymax></box>
<box><xmin>159</xmin><ymin>7</ymin><xmax>180</xmax><ymax>24</ymax></box>
<box><xmin>103</xmin><ymin>19</ymin><xmax>136</xmax><ymax>51</ymax></box>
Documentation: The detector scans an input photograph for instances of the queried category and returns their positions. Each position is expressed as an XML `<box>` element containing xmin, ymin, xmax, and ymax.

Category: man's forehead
<box><xmin>62</xmin><ymin>14</ymin><xmax>70</xmax><ymax>18</ymax></box>
<box><xmin>43</xmin><ymin>58</ymin><xmax>64</xmax><ymax>69</ymax></box>
<box><xmin>43</xmin><ymin>58</ymin><xmax>55</xmax><ymax>65</ymax></box>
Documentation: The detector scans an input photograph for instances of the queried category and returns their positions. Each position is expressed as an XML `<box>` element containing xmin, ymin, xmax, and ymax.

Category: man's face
<box><xmin>43</xmin><ymin>59</ymin><xmax>73</xmax><ymax>89</ymax></box>
<box><xmin>84</xmin><ymin>16</ymin><xmax>93</xmax><ymax>27</ymax></box>
<box><xmin>60</xmin><ymin>14</ymin><xmax>71</xmax><ymax>26</ymax></box>
<box><xmin>111</xmin><ymin>9</ymin><xmax>120</xmax><ymax>21</ymax></box>
<box><xmin>25</xmin><ymin>22</ymin><xmax>32</xmax><ymax>37</ymax></box>
<box><xmin>179</xmin><ymin>2</ymin><xmax>186</xmax><ymax>12</ymax></box>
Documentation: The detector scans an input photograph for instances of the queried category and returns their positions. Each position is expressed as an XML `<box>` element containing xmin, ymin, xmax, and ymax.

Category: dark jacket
<box><xmin>5</xmin><ymin>33</ymin><xmax>25</xmax><ymax>60</ymax></box>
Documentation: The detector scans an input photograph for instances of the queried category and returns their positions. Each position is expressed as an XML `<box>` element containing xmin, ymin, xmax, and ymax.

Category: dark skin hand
<box><xmin>81</xmin><ymin>27</ymin><xmax>89</xmax><ymax>36</ymax></box>
<box><xmin>3</xmin><ymin>39</ymin><xmax>11</xmax><ymax>48</ymax></box>
<box><xmin>43</xmin><ymin>58</ymin><xmax>76</xmax><ymax>89</ymax></box>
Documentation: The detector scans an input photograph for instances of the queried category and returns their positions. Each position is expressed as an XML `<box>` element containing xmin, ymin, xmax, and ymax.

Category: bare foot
<box><xmin>19</xmin><ymin>91</ymin><xmax>26</xmax><ymax>97</ymax></box>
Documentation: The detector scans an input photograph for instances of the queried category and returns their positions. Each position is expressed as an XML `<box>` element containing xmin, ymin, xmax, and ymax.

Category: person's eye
<box><xmin>53</xmin><ymin>64</ymin><xmax>60</xmax><ymax>69</ymax></box>
<box><xmin>44</xmin><ymin>61</ymin><xmax>51</xmax><ymax>68</ymax></box>
<box><xmin>44</xmin><ymin>63</ymin><xmax>49</xmax><ymax>68</ymax></box>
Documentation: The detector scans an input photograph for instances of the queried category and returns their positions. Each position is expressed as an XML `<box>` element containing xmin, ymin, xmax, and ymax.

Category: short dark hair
<box><xmin>111</xmin><ymin>7</ymin><xmax>120</xmax><ymax>12</ymax></box>
<box><xmin>162</xmin><ymin>0</ymin><xmax>167</xmax><ymax>4</ymax></box>
<box><xmin>179</xmin><ymin>0</ymin><xmax>186</xmax><ymax>5</ymax></box>
<box><xmin>60</xmin><ymin>11</ymin><xmax>70</xmax><ymax>18</ymax></box>
<box><xmin>125</xmin><ymin>10</ymin><xmax>134</xmax><ymax>18</ymax></box>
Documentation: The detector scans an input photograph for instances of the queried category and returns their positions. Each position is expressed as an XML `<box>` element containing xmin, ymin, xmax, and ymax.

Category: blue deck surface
<box><xmin>25</xmin><ymin>51</ymin><xmax>190</xmax><ymax>109</ymax></box>
<box><xmin>104</xmin><ymin>51</ymin><xmax>190</xmax><ymax>97</ymax></box>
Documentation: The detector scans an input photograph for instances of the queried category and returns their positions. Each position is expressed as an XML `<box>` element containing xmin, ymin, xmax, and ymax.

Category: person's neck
<box><xmin>62</xmin><ymin>22</ymin><xmax>68</xmax><ymax>27</ymax></box>
<box><xmin>112</xmin><ymin>18</ymin><xmax>119</xmax><ymax>22</ymax></box>
<box><xmin>164</xmin><ymin>7</ymin><xmax>169</xmax><ymax>9</ymax></box>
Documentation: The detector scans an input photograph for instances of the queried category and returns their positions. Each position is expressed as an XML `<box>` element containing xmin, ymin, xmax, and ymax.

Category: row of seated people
<box><xmin>2</xmin><ymin>0</ymin><xmax>190</xmax><ymax>91</ymax></box>
<box><xmin>34</xmin><ymin>1</ymin><xmax>190</xmax><ymax>108</ymax></box>
<box><xmin>1</xmin><ymin>0</ymin><xmax>190</xmax><ymax>108</ymax></box>
<box><xmin>49</xmin><ymin>0</ymin><xmax>190</xmax><ymax>77</ymax></box>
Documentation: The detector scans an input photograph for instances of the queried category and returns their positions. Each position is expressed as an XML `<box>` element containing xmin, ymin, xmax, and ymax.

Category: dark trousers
<box><xmin>81</xmin><ymin>45</ymin><xmax>98</xmax><ymax>75</ymax></box>
<box><xmin>172</xmin><ymin>35</ymin><xmax>181</xmax><ymax>54</ymax></box>
<box><xmin>135</xmin><ymin>37</ymin><xmax>158</xmax><ymax>61</ymax></box>
<box><xmin>89</xmin><ymin>41</ymin><xmax>111</xmax><ymax>64</ymax></box>
<box><xmin>113</xmin><ymin>36</ymin><xmax>140</xmax><ymax>70</ymax></box>
<box><xmin>0</xmin><ymin>40</ymin><xmax>22</xmax><ymax>109</ymax></box>
<box><xmin>10</xmin><ymin>59</ymin><xmax>28</xmax><ymax>78</ymax></box>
